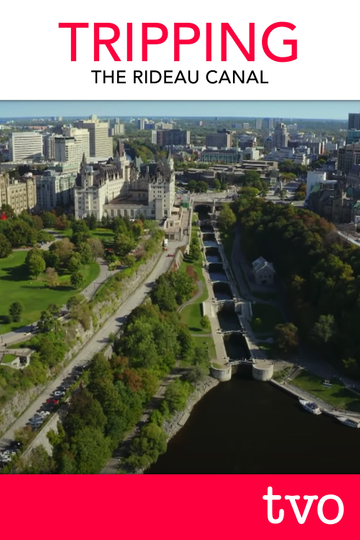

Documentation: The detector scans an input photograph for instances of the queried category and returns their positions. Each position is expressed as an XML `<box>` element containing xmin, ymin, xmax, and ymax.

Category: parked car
<box><xmin>46</xmin><ymin>398</ymin><xmax>59</xmax><ymax>405</ymax></box>
<box><xmin>53</xmin><ymin>390</ymin><xmax>65</xmax><ymax>397</ymax></box>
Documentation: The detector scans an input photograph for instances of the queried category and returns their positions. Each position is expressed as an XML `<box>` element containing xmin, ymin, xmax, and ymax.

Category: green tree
<box><xmin>129</xmin><ymin>422</ymin><xmax>167</xmax><ymax>469</ymax></box>
<box><xmin>28</xmin><ymin>254</ymin><xmax>46</xmax><ymax>277</ymax></box>
<box><xmin>312</xmin><ymin>315</ymin><xmax>336</xmax><ymax>345</ymax></box>
<box><xmin>213</xmin><ymin>179</ymin><xmax>222</xmax><ymax>191</ymax></box>
<box><xmin>164</xmin><ymin>379</ymin><xmax>190</xmax><ymax>413</ymax></box>
<box><xmin>200</xmin><ymin>315</ymin><xmax>210</xmax><ymax>331</ymax></box>
<box><xmin>67</xmin><ymin>253</ymin><xmax>82</xmax><ymax>273</ymax></box>
<box><xmin>113</xmin><ymin>233</ymin><xmax>135</xmax><ymax>258</ymax></box>
<box><xmin>87</xmin><ymin>238</ymin><xmax>104</xmax><ymax>259</ymax></box>
<box><xmin>9</xmin><ymin>301</ymin><xmax>23</xmax><ymax>322</ymax></box>
<box><xmin>78</xmin><ymin>243</ymin><xmax>93</xmax><ymax>264</ymax></box>
<box><xmin>70</xmin><ymin>271</ymin><xmax>85</xmax><ymax>289</ymax></box>
<box><xmin>45</xmin><ymin>267</ymin><xmax>58</xmax><ymax>288</ymax></box>
<box><xmin>68</xmin><ymin>427</ymin><xmax>111</xmax><ymax>474</ymax></box>
<box><xmin>1</xmin><ymin>203</ymin><xmax>15</xmax><ymax>218</ymax></box>
<box><xmin>0</xmin><ymin>233</ymin><xmax>12</xmax><ymax>258</ymax></box>
<box><xmin>85</xmin><ymin>214</ymin><xmax>97</xmax><ymax>230</ymax></box>
<box><xmin>274</xmin><ymin>323</ymin><xmax>299</xmax><ymax>353</ymax></box>
<box><xmin>217</xmin><ymin>203</ymin><xmax>236</xmax><ymax>232</ymax></box>
<box><xmin>188</xmin><ymin>180</ymin><xmax>197</xmax><ymax>192</ymax></box>
<box><xmin>42</xmin><ymin>211</ymin><xmax>57</xmax><ymax>228</ymax></box>
<box><xmin>196</xmin><ymin>180</ymin><xmax>208</xmax><ymax>193</ymax></box>
<box><xmin>189</xmin><ymin>237</ymin><xmax>201</xmax><ymax>261</ymax></box>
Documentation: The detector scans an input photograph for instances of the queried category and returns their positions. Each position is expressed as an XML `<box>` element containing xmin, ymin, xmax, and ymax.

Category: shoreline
<box><xmin>162</xmin><ymin>376</ymin><xmax>219</xmax><ymax>442</ymax></box>
<box><xmin>138</xmin><ymin>375</ymin><xmax>219</xmax><ymax>474</ymax></box>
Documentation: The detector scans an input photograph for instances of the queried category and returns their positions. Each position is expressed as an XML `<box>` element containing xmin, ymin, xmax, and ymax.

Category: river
<box><xmin>146</xmin><ymin>375</ymin><xmax>360</xmax><ymax>474</ymax></box>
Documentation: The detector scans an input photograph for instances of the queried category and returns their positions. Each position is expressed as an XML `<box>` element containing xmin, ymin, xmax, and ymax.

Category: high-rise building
<box><xmin>54</xmin><ymin>136</ymin><xmax>89</xmax><ymax>169</ymax></box>
<box><xmin>109</xmin><ymin>119</ymin><xmax>125</xmax><ymax>137</ymax></box>
<box><xmin>347</xmin><ymin>129</ymin><xmax>360</xmax><ymax>144</ymax></box>
<box><xmin>273</xmin><ymin>123</ymin><xmax>289</xmax><ymax>149</ymax></box>
<box><xmin>0</xmin><ymin>173</ymin><xmax>37</xmax><ymax>214</ymax></box>
<box><xmin>63</xmin><ymin>127</ymin><xmax>90</xmax><ymax>157</ymax></box>
<box><xmin>43</xmin><ymin>133</ymin><xmax>57</xmax><ymax>160</ymax></box>
<box><xmin>74</xmin><ymin>115</ymin><xmax>113</xmax><ymax>158</ymax></box>
<box><xmin>338</xmin><ymin>144</ymin><xmax>360</xmax><ymax>174</ymax></box>
<box><xmin>264</xmin><ymin>118</ymin><xmax>275</xmax><ymax>130</ymax></box>
<box><xmin>153</xmin><ymin>129</ymin><xmax>190</xmax><ymax>147</ymax></box>
<box><xmin>9</xmin><ymin>132</ymin><xmax>43</xmax><ymax>161</ymax></box>
<box><xmin>205</xmin><ymin>130</ymin><xmax>232</xmax><ymax>148</ymax></box>
<box><xmin>348</xmin><ymin>113</ymin><xmax>360</xmax><ymax>131</ymax></box>
<box><xmin>255</xmin><ymin>119</ymin><xmax>263</xmax><ymax>130</ymax></box>
<box><xmin>138</xmin><ymin>118</ymin><xmax>147</xmax><ymax>130</ymax></box>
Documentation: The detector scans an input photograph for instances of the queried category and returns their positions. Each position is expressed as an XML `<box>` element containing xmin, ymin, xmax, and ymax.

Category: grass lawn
<box><xmin>193</xmin><ymin>336</ymin><xmax>216</xmax><ymax>360</ymax></box>
<box><xmin>250</xmin><ymin>302</ymin><xmax>284</xmax><ymax>334</ymax></box>
<box><xmin>57</xmin><ymin>228</ymin><xmax>114</xmax><ymax>247</ymax></box>
<box><xmin>180</xmin><ymin>303</ymin><xmax>205</xmax><ymax>333</ymax></box>
<box><xmin>291</xmin><ymin>370</ymin><xmax>360</xmax><ymax>413</ymax></box>
<box><xmin>0</xmin><ymin>252</ymin><xmax>100</xmax><ymax>334</ymax></box>
<box><xmin>90</xmin><ymin>228</ymin><xmax>114</xmax><ymax>247</ymax></box>
<box><xmin>2</xmin><ymin>354</ymin><xmax>16</xmax><ymax>363</ymax></box>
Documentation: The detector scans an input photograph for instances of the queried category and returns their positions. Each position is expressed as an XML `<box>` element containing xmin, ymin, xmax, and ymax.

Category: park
<box><xmin>0</xmin><ymin>250</ymin><xmax>100</xmax><ymax>335</ymax></box>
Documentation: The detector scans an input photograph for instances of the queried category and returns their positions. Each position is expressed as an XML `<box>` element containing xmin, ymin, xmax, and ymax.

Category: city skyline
<box><xmin>0</xmin><ymin>101</ymin><xmax>359</xmax><ymax>120</ymax></box>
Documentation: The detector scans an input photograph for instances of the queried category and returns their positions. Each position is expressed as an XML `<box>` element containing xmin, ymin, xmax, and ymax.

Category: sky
<box><xmin>0</xmin><ymin>101</ymin><xmax>358</xmax><ymax>120</ymax></box>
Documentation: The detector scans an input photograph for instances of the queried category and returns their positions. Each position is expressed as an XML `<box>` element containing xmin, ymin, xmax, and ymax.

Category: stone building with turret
<box><xmin>74</xmin><ymin>143</ymin><xmax>176</xmax><ymax>221</ymax></box>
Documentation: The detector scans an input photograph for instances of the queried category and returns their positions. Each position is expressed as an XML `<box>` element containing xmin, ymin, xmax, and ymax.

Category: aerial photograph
<box><xmin>0</xmin><ymin>100</ymin><xmax>360</xmax><ymax>474</ymax></box>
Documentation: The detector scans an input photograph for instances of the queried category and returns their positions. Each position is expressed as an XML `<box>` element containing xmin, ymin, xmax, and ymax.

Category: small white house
<box><xmin>252</xmin><ymin>256</ymin><xmax>275</xmax><ymax>285</ymax></box>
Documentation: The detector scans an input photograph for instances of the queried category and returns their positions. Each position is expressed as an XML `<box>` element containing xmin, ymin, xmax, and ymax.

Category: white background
<box><xmin>1</xmin><ymin>0</ymin><xmax>357</xmax><ymax>100</ymax></box>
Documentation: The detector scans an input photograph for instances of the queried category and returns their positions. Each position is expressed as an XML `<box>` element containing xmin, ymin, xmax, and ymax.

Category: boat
<box><xmin>337</xmin><ymin>416</ymin><xmax>360</xmax><ymax>428</ymax></box>
<box><xmin>299</xmin><ymin>398</ymin><xmax>322</xmax><ymax>415</ymax></box>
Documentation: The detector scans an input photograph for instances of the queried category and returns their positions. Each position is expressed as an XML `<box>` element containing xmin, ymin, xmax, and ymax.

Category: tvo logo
<box><xmin>263</xmin><ymin>486</ymin><xmax>344</xmax><ymax>525</ymax></box>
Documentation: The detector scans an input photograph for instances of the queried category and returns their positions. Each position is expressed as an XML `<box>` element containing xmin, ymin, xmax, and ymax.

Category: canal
<box><xmin>146</xmin><ymin>376</ymin><xmax>360</xmax><ymax>474</ymax></box>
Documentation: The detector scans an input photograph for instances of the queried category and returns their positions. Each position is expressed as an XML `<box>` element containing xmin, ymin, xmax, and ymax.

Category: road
<box><xmin>0</xmin><ymin>240</ymin><xmax>185</xmax><ymax>450</ymax></box>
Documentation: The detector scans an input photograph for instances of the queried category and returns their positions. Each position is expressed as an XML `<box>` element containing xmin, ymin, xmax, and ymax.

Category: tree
<box><xmin>37</xmin><ymin>309</ymin><xmax>59</xmax><ymax>333</ymax></box>
<box><xmin>189</xmin><ymin>237</ymin><xmax>201</xmax><ymax>261</ymax></box>
<box><xmin>72</xmin><ymin>220</ymin><xmax>90</xmax><ymax>234</ymax></box>
<box><xmin>85</xmin><ymin>214</ymin><xmax>97</xmax><ymax>230</ymax></box>
<box><xmin>217</xmin><ymin>204</ymin><xmax>236</xmax><ymax>232</ymax></box>
<box><xmin>1</xmin><ymin>203</ymin><xmax>15</xmax><ymax>218</ymax></box>
<box><xmin>164</xmin><ymin>379</ymin><xmax>189</xmax><ymax>412</ymax></box>
<box><xmin>200</xmin><ymin>315</ymin><xmax>210</xmax><ymax>331</ymax></box>
<box><xmin>87</xmin><ymin>238</ymin><xmax>104</xmax><ymax>260</ymax></box>
<box><xmin>41</xmin><ymin>211</ymin><xmax>57</xmax><ymax>228</ymax></box>
<box><xmin>188</xmin><ymin>180</ymin><xmax>197</xmax><ymax>192</ymax></box>
<box><xmin>70</xmin><ymin>271</ymin><xmax>85</xmax><ymax>289</ymax></box>
<box><xmin>45</xmin><ymin>267</ymin><xmax>59</xmax><ymax>288</ymax></box>
<box><xmin>9</xmin><ymin>301</ymin><xmax>23</xmax><ymax>322</ymax></box>
<box><xmin>68</xmin><ymin>427</ymin><xmax>111</xmax><ymax>474</ymax></box>
<box><xmin>28</xmin><ymin>254</ymin><xmax>46</xmax><ymax>277</ymax></box>
<box><xmin>66</xmin><ymin>294</ymin><xmax>86</xmax><ymax>310</ymax></box>
<box><xmin>169</xmin><ymin>271</ymin><xmax>195</xmax><ymax>304</ymax></box>
<box><xmin>151</xmin><ymin>275</ymin><xmax>177</xmax><ymax>311</ymax></box>
<box><xmin>0</xmin><ymin>233</ymin><xmax>12</xmax><ymax>258</ymax></box>
<box><xmin>196</xmin><ymin>180</ymin><xmax>208</xmax><ymax>193</ymax></box>
<box><xmin>129</xmin><ymin>422</ymin><xmax>167</xmax><ymax>469</ymax></box>
<box><xmin>113</xmin><ymin>233</ymin><xmax>135</xmax><ymax>258</ymax></box>
<box><xmin>67</xmin><ymin>253</ymin><xmax>82</xmax><ymax>273</ymax></box>
<box><xmin>312</xmin><ymin>315</ymin><xmax>336</xmax><ymax>345</ymax></box>
<box><xmin>274</xmin><ymin>323</ymin><xmax>299</xmax><ymax>353</ymax></box>
<box><xmin>213</xmin><ymin>179</ymin><xmax>222</xmax><ymax>191</ymax></box>
<box><xmin>77</xmin><ymin>242</ymin><xmax>93</xmax><ymax>265</ymax></box>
